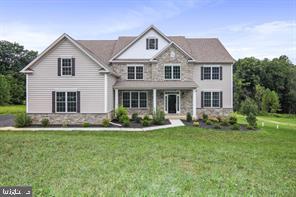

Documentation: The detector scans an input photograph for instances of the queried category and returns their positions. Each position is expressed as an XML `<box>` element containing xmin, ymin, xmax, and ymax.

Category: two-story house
<box><xmin>21</xmin><ymin>25</ymin><xmax>235</xmax><ymax>125</ymax></box>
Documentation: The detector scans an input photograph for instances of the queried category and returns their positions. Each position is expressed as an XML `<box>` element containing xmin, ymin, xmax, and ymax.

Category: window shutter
<box><xmin>220</xmin><ymin>66</ymin><xmax>222</xmax><ymax>80</ymax></box>
<box><xmin>201</xmin><ymin>66</ymin><xmax>204</xmax><ymax>80</ymax></box>
<box><xmin>52</xmin><ymin>91</ymin><xmax>55</xmax><ymax>113</ymax></box>
<box><xmin>156</xmin><ymin>39</ymin><xmax>158</xmax><ymax>49</ymax></box>
<box><xmin>77</xmin><ymin>91</ymin><xmax>80</xmax><ymax>113</ymax></box>
<box><xmin>201</xmin><ymin>91</ymin><xmax>204</xmax><ymax>108</ymax></box>
<box><xmin>58</xmin><ymin>58</ymin><xmax>61</xmax><ymax>76</ymax></box>
<box><xmin>72</xmin><ymin>58</ymin><xmax>75</xmax><ymax>76</ymax></box>
<box><xmin>146</xmin><ymin>39</ymin><xmax>149</xmax><ymax>49</ymax></box>
<box><xmin>220</xmin><ymin>91</ymin><xmax>223</xmax><ymax>108</ymax></box>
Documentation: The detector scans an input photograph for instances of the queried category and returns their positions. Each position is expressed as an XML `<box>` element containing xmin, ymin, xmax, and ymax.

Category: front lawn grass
<box><xmin>0</xmin><ymin>105</ymin><xmax>25</xmax><ymax>115</ymax></box>
<box><xmin>0</xmin><ymin>116</ymin><xmax>295</xmax><ymax>196</ymax></box>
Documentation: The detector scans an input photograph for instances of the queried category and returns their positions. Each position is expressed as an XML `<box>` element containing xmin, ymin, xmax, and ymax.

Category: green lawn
<box><xmin>0</xmin><ymin>116</ymin><xmax>295</xmax><ymax>196</ymax></box>
<box><xmin>0</xmin><ymin>105</ymin><xmax>25</xmax><ymax>115</ymax></box>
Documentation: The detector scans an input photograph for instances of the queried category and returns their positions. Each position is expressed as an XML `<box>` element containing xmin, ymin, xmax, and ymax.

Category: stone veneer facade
<box><xmin>29</xmin><ymin>113</ymin><xmax>112</xmax><ymax>125</ymax></box>
<box><xmin>196</xmin><ymin>108</ymin><xmax>233</xmax><ymax>118</ymax></box>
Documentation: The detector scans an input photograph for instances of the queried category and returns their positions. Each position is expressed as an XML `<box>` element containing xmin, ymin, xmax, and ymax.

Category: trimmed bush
<box><xmin>153</xmin><ymin>110</ymin><xmax>165</xmax><ymax>125</ymax></box>
<box><xmin>102</xmin><ymin>118</ymin><xmax>110</xmax><ymax>127</ymax></box>
<box><xmin>41</xmin><ymin>118</ymin><xmax>49</xmax><ymax>127</ymax></box>
<box><xmin>229</xmin><ymin>114</ymin><xmax>237</xmax><ymax>125</ymax></box>
<box><xmin>231</xmin><ymin>124</ymin><xmax>240</xmax><ymax>130</ymax></box>
<box><xmin>186</xmin><ymin>112</ymin><xmax>192</xmax><ymax>122</ymax></box>
<box><xmin>115</xmin><ymin>106</ymin><xmax>128</xmax><ymax>121</ymax></box>
<box><xmin>122</xmin><ymin>118</ymin><xmax>130</xmax><ymax>127</ymax></box>
<box><xmin>131</xmin><ymin>113</ymin><xmax>138</xmax><ymax>121</ymax></box>
<box><xmin>246</xmin><ymin>112</ymin><xmax>257</xmax><ymax>128</ymax></box>
<box><xmin>83</xmin><ymin>122</ymin><xmax>90</xmax><ymax>127</ymax></box>
<box><xmin>142</xmin><ymin>119</ymin><xmax>151</xmax><ymax>127</ymax></box>
<box><xmin>221</xmin><ymin>118</ymin><xmax>230</xmax><ymax>126</ymax></box>
<box><xmin>15</xmin><ymin>113</ymin><xmax>32</xmax><ymax>128</ymax></box>
<box><xmin>119</xmin><ymin>114</ymin><xmax>129</xmax><ymax>124</ymax></box>
<box><xmin>240</xmin><ymin>97</ymin><xmax>258</xmax><ymax>116</ymax></box>
<box><xmin>143</xmin><ymin>115</ymin><xmax>150</xmax><ymax>121</ymax></box>
<box><xmin>209</xmin><ymin>117</ymin><xmax>219</xmax><ymax>123</ymax></box>
<box><xmin>205</xmin><ymin>120</ymin><xmax>213</xmax><ymax>125</ymax></box>
<box><xmin>213</xmin><ymin>123</ymin><xmax>222</xmax><ymax>129</ymax></box>
<box><xmin>202</xmin><ymin>113</ymin><xmax>208</xmax><ymax>121</ymax></box>
<box><xmin>135</xmin><ymin>117</ymin><xmax>142</xmax><ymax>124</ymax></box>
<box><xmin>217</xmin><ymin>116</ymin><xmax>223</xmax><ymax>122</ymax></box>
<box><xmin>193</xmin><ymin>121</ymin><xmax>200</xmax><ymax>127</ymax></box>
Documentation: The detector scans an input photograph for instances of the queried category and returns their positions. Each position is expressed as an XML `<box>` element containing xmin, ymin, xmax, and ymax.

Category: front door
<box><xmin>168</xmin><ymin>95</ymin><xmax>177</xmax><ymax>113</ymax></box>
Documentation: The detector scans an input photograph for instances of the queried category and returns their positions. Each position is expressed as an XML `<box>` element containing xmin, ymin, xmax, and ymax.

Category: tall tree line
<box><xmin>234</xmin><ymin>55</ymin><xmax>296</xmax><ymax>114</ymax></box>
<box><xmin>0</xmin><ymin>41</ymin><xmax>38</xmax><ymax>105</ymax></box>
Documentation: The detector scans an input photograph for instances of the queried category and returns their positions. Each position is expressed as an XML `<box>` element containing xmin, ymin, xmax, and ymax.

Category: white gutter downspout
<box><xmin>26</xmin><ymin>74</ymin><xmax>29</xmax><ymax>113</ymax></box>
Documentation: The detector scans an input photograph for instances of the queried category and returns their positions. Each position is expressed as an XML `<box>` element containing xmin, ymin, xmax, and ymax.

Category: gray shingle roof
<box><xmin>77</xmin><ymin>35</ymin><xmax>235</xmax><ymax>65</ymax></box>
<box><xmin>114</xmin><ymin>80</ymin><xmax>198</xmax><ymax>90</ymax></box>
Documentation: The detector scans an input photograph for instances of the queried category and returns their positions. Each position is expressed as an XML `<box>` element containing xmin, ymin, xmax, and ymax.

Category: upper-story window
<box><xmin>202</xmin><ymin>66</ymin><xmax>222</xmax><ymax>80</ymax></box>
<box><xmin>127</xmin><ymin>65</ymin><xmax>143</xmax><ymax>80</ymax></box>
<box><xmin>146</xmin><ymin>38</ymin><xmax>158</xmax><ymax>50</ymax></box>
<box><xmin>165</xmin><ymin>65</ymin><xmax>181</xmax><ymax>80</ymax></box>
<box><xmin>62</xmin><ymin>58</ymin><xmax>72</xmax><ymax>76</ymax></box>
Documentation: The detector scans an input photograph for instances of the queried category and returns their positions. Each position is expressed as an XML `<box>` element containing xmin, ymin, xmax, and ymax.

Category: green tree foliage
<box><xmin>240</xmin><ymin>97</ymin><xmax>258</xmax><ymax>116</ymax></box>
<box><xmin>262</xmin><ymin>89</ymin><xmax>281</xmax><ymax>113</ymax></box>
<box><xmin>234</xmin><ymin>55</ymin><xmax>296</xmax><ymax>114</ymax></box>
<box><xmin>0</xmin><ymin>41</ymin><xmax>37</xmax><ymax>104</ymax></box>
<box><xmin>0</xmin><ymin>75</ymin><xmax>11</xmax><ymax>105</ymax></box>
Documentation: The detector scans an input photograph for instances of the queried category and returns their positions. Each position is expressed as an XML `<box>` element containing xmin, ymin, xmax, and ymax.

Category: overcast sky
<box><xmin>0</xmin><ymin>0</ymin><xmax>295</xmax><ymax>63</ymax></box>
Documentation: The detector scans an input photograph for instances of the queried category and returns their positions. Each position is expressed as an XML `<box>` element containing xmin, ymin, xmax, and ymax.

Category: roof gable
<box><xmin>21</xmin><ymin>34</ymin><xmax>112</xmax><ymax>74</ymax></box>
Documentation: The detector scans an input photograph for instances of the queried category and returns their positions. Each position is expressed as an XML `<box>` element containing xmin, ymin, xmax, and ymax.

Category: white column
<box><xmin>104</xmin><ymin>73</ymin><xmax>108</xmax><ymax>113</ymax></box>
<box><xmin>26</xmin><ymin>74</ymin><xmax>29</xmax><ymax>113</ymax></box>
<box><xmin>115</xmin><ymin>89</ymin><xmax>119</xmax><ymax>109</ymax></box>
<box><xmin>153</xmin><ymin>89</ymin><xmax>157</xmax><ymax>113</ymax></box>
<box><xmin>192</xmin><ymin>89</ymin><xmax>197</xmax><ymax>119</ymax></box>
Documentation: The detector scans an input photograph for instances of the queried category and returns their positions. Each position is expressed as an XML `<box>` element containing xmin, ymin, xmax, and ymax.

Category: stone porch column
<box><xmin>153</xmin><ymin>89</ymin><xmax>157</xmax><ymax>113</ymax></box>
<box><xmin>115</xmin><ymin>89</ymin><xmax>119</xmax><ymax>110</ymax></box>
<box><xmin>192</xmin><ymin>89</ymin><xmax>197</xmax><ymax>119</ymax></box>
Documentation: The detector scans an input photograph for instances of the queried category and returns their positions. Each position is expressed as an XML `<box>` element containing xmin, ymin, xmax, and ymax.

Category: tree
<box><xmin>255</xmin><ymin>84</ymin><xmax>266</xmax><ymax>111</ymax></box>
<box><xmin>5</xmin><ymin>74</ymin><xmax>25</xmax><ymax>104</ymax></box>
<box><xmin>262</xmin><ymin>89</ymin><xmax>281</xmax><ymax>113</ymax></box>
<box><xmin>240</xmin><ymin>97</ymin><xmax>258</xmax><ymax>116</ymax></box>
<box><xmin>0</xmin><ymin>75</ymin><xmax>11</xmax><ymax>105</ymax></box>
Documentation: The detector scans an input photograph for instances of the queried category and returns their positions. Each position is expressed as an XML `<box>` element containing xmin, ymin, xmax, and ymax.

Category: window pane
<box><xmin>204</xmin><ymin>92</ymin><xmax>211</xmax><ymax>107</ymax></box>
<box><xmin>127</xmin><ymin>67</ymin><xmax>135</xmax><ymax>79</ymax></box>
<box><xmin>136</xmin><ymin>66</ymin><xmax>143</xmax><ymax>79</ymax></box>
<box><xmin>67</xmin><ymin>92</ymin><xmax>77</xmax><ymax>112</ymax></box>
<box><xmin>173</xmin><ymin>66</ymin><xmax>180</xmax><ymax>79</ymax></box>
<box><xmin>62</xmin><ymin>58</ymin><xmax>72</xmax><ymax>75</ymax></box>
<box><xmin>148</xmin><ymin>39</ymin><xmax>156</xmax><ymax>49</ymax></box>
<box><xmin>131</xmin><ymin>92</ymin><xmax>139</xmax><ymax>108</ymax></box>
<box><xmin>165</xmin><ymin>66</ymin><xmax>172</xmax><ymax>79</ymax></box>
<box><xmin>122</xmin><ymin>92</ymin><xmax>130</xmax><ymax>107</ymax></box>
<box><xmin>56</xmin><ymin>92</ymin><xmax>66</xmax><ymax>112</ymax></box>
<box><xmin>203</xmin><ymin>67</ymin><xmax>211</xmax><ymax>80</ymax></box>
<box><xmin>139</xmin><ymin>92</ymin><xmax>147</xmax><ymax>108</ymax></box>
<box><xmin>212</xmin><ymin>67</ymin><xmax>220</xmax><ymax>80</ymax></box>
<box><xmin>212</xmin><ymin>92</ymin><xmax>220</xmax><ymax>107</ymax></box>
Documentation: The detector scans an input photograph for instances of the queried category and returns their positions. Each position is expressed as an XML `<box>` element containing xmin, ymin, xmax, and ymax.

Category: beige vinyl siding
<box><xmin>107</xmin><ymin>75</ymin><xmax>117</xmax><ymax>112</ymax></box>
<box><xmin>28</xmin><ymin>38</ymin><xmax>105</xmax><ymax>113</ymax></box>
<box><xmin>193</xmin><ymin>64</ymin><xmax>233</xmax><ymax>108</ymax></box>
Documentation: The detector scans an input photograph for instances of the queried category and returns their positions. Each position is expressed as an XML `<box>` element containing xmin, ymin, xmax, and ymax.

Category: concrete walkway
<box><xmin>0</xmin><ymin>119</ymin><xmax>184</xmax><ymax>132</ymax></box>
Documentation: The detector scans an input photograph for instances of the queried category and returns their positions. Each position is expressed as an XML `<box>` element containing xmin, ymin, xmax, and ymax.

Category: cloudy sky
<box><xmin>0</xmin><ymin>0</ymin><xmax>295</xmax><ymax>62</ymax></box>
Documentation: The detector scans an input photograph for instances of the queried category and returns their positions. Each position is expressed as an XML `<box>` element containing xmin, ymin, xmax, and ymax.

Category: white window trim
<box><xmin>61</xmin><ymin>57</ymin><xmax>73</xmax><ymax>77</ymax></box>
<box><xmin>164</xmin><ymin>64</ymin><xmax>181</xmax><ymax>80</ymax></box>
<box><xmin>163</xmin><ymin>91</ymin><xmax>181</xmax><ymax>114</ymax></box>
<box><xmin>127</xmin><ymin>64</ymin><xmax>144</xmax><ymax>80</ymax></box>
<box><xmin>56</xmin><ymin>91</ymin><xmax>77</xmax><ymax>113</ymax></box>
<box><xmin>203</xmin><ymin>65</ymin><xmax>220</xmax><ymax>80</ymax></box>
<box><xmin>122</xmin><ymin>91</ymin><xmax>148</xmax><ymax>109</ymax></box>
<box><xmin>146</xmin><ymin>37</ymin><xmax>158</xmax><ymax>50</ymax></box>
<box><xmin>203</xmin><ymin>91</ymin><xmax>221</xmax><ymax>108</ymax></box>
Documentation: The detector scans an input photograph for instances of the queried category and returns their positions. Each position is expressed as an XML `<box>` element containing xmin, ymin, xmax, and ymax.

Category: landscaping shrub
<box><xmin>135</xmin><ymin>117</ymin><xmax>142</xmax><ymax>123</ymax></box>
<box><xmin>131</xmin><ymin>113</ymin><xmax>138</xmax><ymax>121</ymax></box>
<box><xmin>228</xmin><ymin>114</ymin><xmax>237</xmax><ymax>125</ymax></box>
<box><xmin>122</xmin><ymin>118</ymin><xmax>130</xmax><ymax>127</ymax></box>
<box><xmin>246</xmin><ymin>112</ymin><xmax>257</xmax><ymax>128</ymax></box>
<box><xmin>193</xmin><ymin>121</ymin><xmax>200</xmax><ymax>127</ymax></box>
<box><xmin>153</xmin><ymin>110</ymin><xmax>165</xmax><ymax>125</ymax></box>
<box><xmin>221</xmin><ymin>118</ymin><xmax>230</xmax><ymax>126</ymax></box>
<box><xmin>213</xmin><ymin>123</ymin><xmax>222</xmax><ymax>129</ymax></box>
<box><xmin>205</xmin><ymin>120</ymin><xmax>213</xmax><ymax>125</ymax></box>
<box><xmin>119</xmin><ymin>114</ymin><xmax>129</xmax><ymax>124</ymax></box>
<box><xmin>246</xmin><ymin>124</ymin><xmax>255</xmax><ymax>130</ymax></box>
<box><xmin>15</xmin><ymin>113</ymin><xmax>32</xmax><ymax>127</ymax></box>
<box><xmin>186</xmin><ymin>112</ymin><xmax>192</xmax><ymax>122</ymax></box>
<box><xmin>83</xmin><ymin>122</ymin><xmax>90</xmax><ymax>127</ymax></box>
<box><xmin>231</xmin><ymin>124</ymin><xmax>240</xmax><ymax>130</ymax></box>
<box><xmin>202</xmin><ymin>113</ymin><xmax>208</xmax><ymax>121</ymax></box>
<box><xmin>209</xmin><ymin>117</ymin><xmax>219</xmax><ymax>123</ymax></box>
<box><xmin>102</xmin><ymin>118</ymin><xmax>110</xmax><ymax>127</ymax></box>
<box><xmin>142</xmin><ymin>119</ymin><xmax>151</xmax><ymax>127</ymax></box>
<box><xmin>143</xmin><ymin>115</ymin><xmax>150</xmax><ymax>121</ymax></box>
<box><xmin>115</xmin><ymin>106</ymin><xmax>128</xmax><ymax>121</ymax></box>
<box><xmin>217</xmin><ymin>116</ymin><xmax>223</xmax><ymax>122</ymax></box>
<box><xmin>41</xmin><ymin>118</ymin><xmax>49</xmax><ymax>127</ymax></box>
<box><xmin>240</xmin><ymin>97</ymin><xmax>258</xmax><ymax>115</ymax></box>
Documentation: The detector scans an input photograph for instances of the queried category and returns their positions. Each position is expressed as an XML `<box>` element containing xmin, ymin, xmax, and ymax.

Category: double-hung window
<box><xmin>146</xmin><ymin>38</ymin><xmax>158</xmax><ymax>50</ymax></box>
<box><xmin>202</xmin><ymin>66</ymin><xmax>221</xmax><ymax>80</ymax></box>
<box><xmin>203</xmin><ymin>91</ymin><xmax>221</xmax><ymax>108</ymax></box>
<box><xmin>165</xmin><ymin>65</ymin><xmax>180</xmax><ymax>80</ymax></box>
<box><xmin>127</xmin><ymin>65</ymin><xmax>143</xmax><ymax>80</ymax></box>
<box><xmin>122</xmin><ymin>91</ymin><xmax>147</xmax><ymax>108</ymax></box>
<box><xmin>56</xmin><ymin>91</ymin><xmax>77</xmax><ymax>112</ymax></box>
<box><xmin>62</xmin><ymin>58</ymin><xmax>72</xmax><ymax>76</ymax></box>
